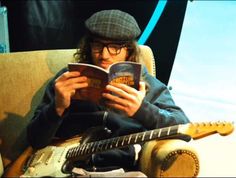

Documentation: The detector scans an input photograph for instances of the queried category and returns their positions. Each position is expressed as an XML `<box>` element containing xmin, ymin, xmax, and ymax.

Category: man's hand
<box><xmin>102</xmin><ymin>81</ymin><xmax>146</xmax><ymax>117</ymax></box>
<box><xmin>54</xmin><ymin>71</ymin><xmax>88</xmax><ymax>116</ymax></box>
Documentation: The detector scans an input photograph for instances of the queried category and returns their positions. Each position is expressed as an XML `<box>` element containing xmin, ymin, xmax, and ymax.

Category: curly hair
<box><xmin>74</xmin><ymin>34</ymin><xmax>141</xmax><ymax>64</ymax></box>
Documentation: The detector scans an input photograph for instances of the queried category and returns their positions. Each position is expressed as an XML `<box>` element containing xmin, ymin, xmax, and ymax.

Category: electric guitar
<box><xmin>4</xmin><ymin>121</ymin><xmax>234</xmax><ymax>177</ymax></box>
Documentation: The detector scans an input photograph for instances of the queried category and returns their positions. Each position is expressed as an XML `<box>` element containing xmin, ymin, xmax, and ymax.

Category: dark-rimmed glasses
<box><xmin>90</xmin><ymin>42</ymin><xmax>127</xmax><ymax>55</ymax></box>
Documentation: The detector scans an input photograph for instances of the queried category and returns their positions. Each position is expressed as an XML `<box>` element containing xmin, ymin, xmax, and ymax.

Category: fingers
<box><xmin>103</xmin><ymin>91</ymin><xmax>127</xmax><ymax>105</ymax></box>
<box><xmin>103</xmin><ymin>82</ymin><xmax>146</xmax><ymax>117</ymax></box>
<box><xmin>54</xmin><ymin>71</ymin><xmax>89</xmax><ymax>115</ymax></box>
<box><xmin>56</xmin><ymin>71</ymin><xmax>80</xmax><ymax>81</ymax></box>
<box><xmin>56</xmin><ymin>71</ymin><xmax>88</xmax><ymax>90</ymax></box>
<box><xmin>108</xmin><ymin>83</ymin><xmax>136</xmax><ymax>94</ymax></box>
<box><xmin>105</xmin><ymin>84</ymin><xmax>131</xmax><ymax>98</ymax></box>
<box><xmin>56</xmin><ymin>71</ymin><xmax>88</xmax><ymax>88</ymax></box>
<box><xmin>105</xmin><ymin>82</ymin><xmax>146</xmax><ymax>99</ymax></box>
<box><xmin>139</xmin><ymin>81</ymin><xmax>146</xmax><ymax>93</ymax></box>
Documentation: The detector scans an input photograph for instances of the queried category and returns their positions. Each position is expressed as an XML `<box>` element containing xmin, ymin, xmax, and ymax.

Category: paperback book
<box><xmin>68</xmin><ymin>61</ymin><xmax>141</xmax><ymax>103</ymax></box>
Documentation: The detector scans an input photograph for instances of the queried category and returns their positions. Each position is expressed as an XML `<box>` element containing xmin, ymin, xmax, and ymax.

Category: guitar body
<box><xmin>4</xmin><ymin>147</ymin><xmax>33</xmax><ymax>177</ymax></box>
<box><xmin>4</xmin><ymin>137</ymin><xmax>82</xmax><ymax>177</ymax></box>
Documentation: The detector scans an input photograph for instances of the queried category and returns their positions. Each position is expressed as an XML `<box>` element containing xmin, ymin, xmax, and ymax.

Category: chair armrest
<box><xmin>0</xmin><ymin>139</ymin><xmax>3</xmax><ymax>177</ymax></box>
<box><xmin>139</xmin><ymin>139</ymin><xmax>199</xmax><ymax>177</ymax></box>
<box><xmin>0</xmin><ymin>153</ymin><xmax>3</xmax><ymax>177</ymax></box>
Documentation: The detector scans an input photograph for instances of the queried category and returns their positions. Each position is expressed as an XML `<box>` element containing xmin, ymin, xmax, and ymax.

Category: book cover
<box><xmin>68</xmin><ymin>61</ymin><xmax>141</xmax><ymax>103</ymax></box>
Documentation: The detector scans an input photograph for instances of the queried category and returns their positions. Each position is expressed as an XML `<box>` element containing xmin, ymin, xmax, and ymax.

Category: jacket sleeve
<box><xmin>27</xmin><ymin>69</ymin><xmax>67</xmax><ymax>149</ymax></box>
<box><xmin>27</xmin><ymin>68</ymin><xmax>106</xmax><ymax>149</ymax></box>
<box><xmin>133</xmin><ymin>70</ymin><xmax>190</xmax><ymax>130</ymax></box>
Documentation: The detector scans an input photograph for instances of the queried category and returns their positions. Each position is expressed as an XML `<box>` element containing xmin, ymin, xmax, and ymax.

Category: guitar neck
<box><xmin>65</xmin><ymin>121</ymin><xmax>234</xmax><ymax>161</ymax></box>
<box><xmin>66</xmin><ymin>124</ymin><xmax>180</xmax><ymax>160</ymax></box>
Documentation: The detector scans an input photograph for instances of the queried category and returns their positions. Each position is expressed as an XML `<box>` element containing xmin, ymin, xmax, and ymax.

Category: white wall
<box><xmin>168</xmin><ymin>1</ymin><xmax>236</xmax><ymax>123</ymax></box>
<box><xmin>168</xmin><ymin>1</ymin><xmax>236</xmax><ymax>176</ymax></box>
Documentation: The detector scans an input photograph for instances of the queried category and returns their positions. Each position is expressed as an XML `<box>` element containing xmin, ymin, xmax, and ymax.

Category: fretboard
<box><xmin>66</xmin><ymin>125</ymin><xmax>180</xmax><ymax>160</ymax></box>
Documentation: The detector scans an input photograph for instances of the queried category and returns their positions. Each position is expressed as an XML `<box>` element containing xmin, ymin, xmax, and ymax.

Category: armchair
<box><xmin>0</xmin><ymin>45</ymin><xmax>199</xmax><ymax>177</ymax></box>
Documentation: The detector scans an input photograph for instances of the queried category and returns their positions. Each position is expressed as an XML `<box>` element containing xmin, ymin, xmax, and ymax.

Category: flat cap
<box><xmin>85</xmin><ymin>9</ymin><xmax>141</xmax><ymax>41</ymax></box>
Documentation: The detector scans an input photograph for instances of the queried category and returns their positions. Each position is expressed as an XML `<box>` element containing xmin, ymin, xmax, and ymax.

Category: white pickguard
<box><xmin>21</xmin><ymin>143</ymin><xmax>80</xmax><ymax>177</ymax></box>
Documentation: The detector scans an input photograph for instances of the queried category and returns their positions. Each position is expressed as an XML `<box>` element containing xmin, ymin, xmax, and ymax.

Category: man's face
<box><xmin>90</xmin><ymin>39</ymin><xmax>128</xmax><ymax>70</ymax></box>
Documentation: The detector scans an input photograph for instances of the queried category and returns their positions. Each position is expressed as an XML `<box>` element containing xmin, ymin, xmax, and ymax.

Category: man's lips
<box><xmin>100</xmin><ymin>60</ymin><xmax>113</xmax><ymax>66</ymax></box>
<box><xmin>100</xmin><ymin>60</ymin><xmax>112</xmax><ymax>64</ymax></box>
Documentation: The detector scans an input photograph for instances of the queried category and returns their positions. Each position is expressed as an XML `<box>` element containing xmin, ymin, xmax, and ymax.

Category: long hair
<box><xmin>74</xmin><ymin>34</ymin><xmax>141</xmax><ymax>64</ymax></box>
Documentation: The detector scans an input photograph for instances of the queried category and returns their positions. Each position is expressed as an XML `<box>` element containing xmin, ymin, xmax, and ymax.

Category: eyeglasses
<box><xmin>90</xmin><ymin>42</ymin><xmax>127</xmax><ymax>55</ymax></box>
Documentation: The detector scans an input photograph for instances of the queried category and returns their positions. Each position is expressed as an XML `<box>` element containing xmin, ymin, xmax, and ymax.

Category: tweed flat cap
<box><xmin>85</xmin><ymin>9</ymin><xmax>141</xmax><ymax>41</ymax></box>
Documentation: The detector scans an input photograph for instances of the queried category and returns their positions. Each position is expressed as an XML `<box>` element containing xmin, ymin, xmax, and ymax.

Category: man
<box><xmin>27</xmin><ymin>9</ymin><xmax>190</xmax><ymax>177</ymax></box>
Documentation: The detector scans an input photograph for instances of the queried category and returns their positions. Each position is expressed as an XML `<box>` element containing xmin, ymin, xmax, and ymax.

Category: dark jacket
<box><xmin>27</xmin><ymin>66</ymin><xmax>190</xmax><ymax>170</ymax></box>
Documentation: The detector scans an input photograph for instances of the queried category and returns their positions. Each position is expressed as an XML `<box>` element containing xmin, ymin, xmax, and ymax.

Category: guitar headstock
<box><xmin>180</xmin><ymin>121</ymin><xmax>234</xmax><ymax>140</ymax></box>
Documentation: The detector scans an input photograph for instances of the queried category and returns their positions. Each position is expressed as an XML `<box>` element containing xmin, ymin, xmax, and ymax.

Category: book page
<box><xmin>108</xmin><ymin>62</ymin><xmax>141</xmax><ymax>90</ymax></box>
<box><xmin>68</xmin><ymin>63</ymin><xmax>108</xmax><ymax>103</ymax></box>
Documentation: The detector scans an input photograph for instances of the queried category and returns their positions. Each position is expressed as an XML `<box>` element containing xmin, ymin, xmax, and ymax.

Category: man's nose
<box><xmin>101</xmin><ymin>47</ymin><xmax>110</xmax><ymax>59</ymax></box>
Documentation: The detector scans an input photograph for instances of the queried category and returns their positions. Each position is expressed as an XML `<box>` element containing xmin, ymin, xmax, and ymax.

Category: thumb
<box><xmin>139</xmin><ymin>81</ymin><xmax>146</xmax><ymax>93</ymax></box>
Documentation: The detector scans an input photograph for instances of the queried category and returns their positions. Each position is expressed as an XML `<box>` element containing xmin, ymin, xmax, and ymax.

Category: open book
<box><xmin>68</xmin><ymin>61</ymin><xmax>141</xmax><ymax>103</ymax></box>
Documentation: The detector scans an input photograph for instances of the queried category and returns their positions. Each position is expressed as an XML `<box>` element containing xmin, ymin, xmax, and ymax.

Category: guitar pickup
<box><xmin>45</xmin><ymin>151</ymin><xmax>54</xmax><ymax>165</ymax></box>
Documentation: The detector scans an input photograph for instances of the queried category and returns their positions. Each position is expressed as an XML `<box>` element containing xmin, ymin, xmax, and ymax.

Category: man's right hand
<box><xmin>54</xmin><ymin>71</ymin><xmax>88</xmax><ymax>116</ymax></box>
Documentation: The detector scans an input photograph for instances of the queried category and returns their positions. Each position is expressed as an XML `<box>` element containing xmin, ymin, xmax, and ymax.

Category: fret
<box><xmin>128</xmin><ymin>134</ymin><xmax>132</xmax><ymax>144</ymax></box>
<box><xmin>73</xmin><ymin>147</ymin><xmax>78</xmax><ymax>157</ymax></box>
<box><xmin>80</xmin><ymin>144</ymin><xmax>85</xmax><ymax>155</ymax></box>
<box><xmin>123</xmin><ymin>137</ymin><xmax>127</xmax><ymax>145</ymax></box>
<box><xmin>129</xmin><ymin>134</ymin><xmax>136</xmax><ymax>144</ymax></box>
<box><xmin>83</xmin><ymin>144</ymin><xmax>88</xmax><ymax>155</ymax></box>
<box><xmin>167</xmin><ymin>127</ymin><xmax>171</xmax><ymax>135</ymax></box>
<box><xmin>76</xmin><ymin>146</ymin><xmax>80</xmax><ymax>153</ymax></box>
<box><xmin>124</xmin><ymin>136</ymin><xmax>130</xmax><ymax>145</ymax></box>
<box><xmin>141</xmin><ymin>132</ymin><xmax>146</xmax><ymax>141</ymax></box>
<box><xmin>99</xmin><ymin>141</ymin><xmax>103</xmax><ymax>151</ymax></box>
<box><xmin>68</xmin><ymin>148</ymin><xmax>73</xmax><ymax>158</ymax></box>
<box><xmin>66</xmin><ymin>148</ymin><xmax>72</xmax><ymax>158</ymax></box>
<box><xmin>85</xmin><ymin>143</ymin><xmax>91</xmax><ymax>155</ymax></box>
<box><xmin>93</xmin><ymin>141</ymin><xmax>99</xmax><ymax>152</ymax></box>
<box><xmin>121</xmin><ymin>136</ymin><xmax>125</xmax><ymax>146</ymax></box>
<box><xmin>127</xmin><ymin>136</ymin><xmax>130</xmax><ymax>145</ymax></box>
<box><xmin>110</xmin><ymin>138</ymin><xmax>116</xmax><ymax>149</ymax></box>
<box><xmin>95</xmin><ymin>141</ymin><xmax>102</xmax><ymax>152</ymax></box>
<box><xmin>144</xmin><ymin>131</ymin><xmax>152</xmax><ymax>141</ymax></box>
<box><xmin>151</xmin><ymin>130</ymin><xmax>156</xmax><ymax>139</ymax></box>
<box><xmin>70</xmin><ymin>147</ymin><xmax>76</xmax><ymax>157</ymax></box>
<box><xmin>134</xmin><ymin>134</ymin><xmax>138</xmax><ymax>142</ymax></box>
<box><xmin>169</xmin><ymin>125</ymin><xmax>178</xmax><ymax>135</ymax></box>
<box><xmin>134</xmin><ymin>133</ymin><xmax>139</xmax><ymax>143</ymax></box>
<box><xmin>91</xmin><ymin>143</ymin><xmax>96</xmax><ymax>153</ymax></box>
<box><xmin>158</xmin><ymin>128</ymin><xmax>162</xmax><ymax>137</ymax></box>
<box><xmin>76</xmin><ymin>146</ymin><xmax>80</xmax><ymax>156</ymax></box>
<box><xmin>87</xmin><ymin>143</ymin><xmax>93</xmax><ymax>154</ymax></box>
<box><xmin>74</xmin><ymin>147</ymin><xmax>80</xmax><ymax>157</ymax></box>
<box><xmin>76</xmin><ymin>146</ymin><xmax>82</xmax><ymax>156</ymax></box>
<box><xmin>149</xmin><ymin>130</ymin><xmax>154</xmax><ymax>139</ymax></box>
<box><xmin>109</xmin><ymin>144</ymin><xmax>112</xmax><ymax>149</ymax></box>
<box><xmin>104</xmin><ymin>140</ymin><xmax>110</xmax><ymax>150</ymax></box>
<box><xmin>76</xmin><ymin>146</ymin><xmax>81</xmax><ymax>155</ymax></box>
<box><xmin>160</xmin><ymin>128</ymin><xmax>168</xmax><ymax>137</ymax></box>
<box><xmin>94</xmin><ymin>142</ymin><xmax>99</xmax><ymax>152</ymax></box>
<box><xmin>115</xmin><ymin>137</ymin><xmax>120</xmax><ymax>147</ymax></box>
<box><xmin>177</xmin><ymin>124</ymin><xmax>180</xmax><ymax>134</ymax></box>
<box><xmin>99</xmin><ymin>140</ymin><xmax>105</xmax><ymax>151</ymax></box>
<box><xmin>76</xmin><ymin>146</ymin><xmax>81</xmax><ymax>157</ymax></box>
<box><xmin>136</xmin><ymin>134</ymin><xmax>143</xmax><ymax>143</ymax></box>
<box><xmin>71</xmin><ymin>147</ymin><xmax>77</xmax><ymax>157</ymax></box>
